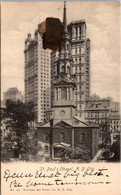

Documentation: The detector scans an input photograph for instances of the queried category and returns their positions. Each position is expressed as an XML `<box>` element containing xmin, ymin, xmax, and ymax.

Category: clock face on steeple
<box><xmin>60</xmin><ymin>110</ymin><xmax>65</xmax><ymax>116</ymax></box>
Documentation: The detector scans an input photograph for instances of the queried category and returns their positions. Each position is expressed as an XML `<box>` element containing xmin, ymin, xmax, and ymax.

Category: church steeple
<box><xmin>63</xmin><ymin>1</ymin><xmax>68</xmax><ymax>35</ymax></box>
<box><xmin>52</xmin><ymin>1</ymin><xmax>76</xmax><ymax>125</ymax></box>
<box><xmin>61</xmin><ymin>1</ymin><xmax>69</xmax><ymax>44</ymax></box>
<box><xmin>56</xmin><ymin>1</ymin><xmax>74</xmax><ymax>79</ymax></box>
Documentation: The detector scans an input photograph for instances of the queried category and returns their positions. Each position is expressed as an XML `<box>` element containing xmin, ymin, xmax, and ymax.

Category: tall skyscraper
<box><xmin>51</xmin><ymin>19</ymin><xmax>90</xmax><ymax>119</ymax></box>
<box><xmin>24</xmin><ymin>30</ymin><xmax>51</xmax><ymax>122</ymax></box>
<box><xmin>68</xmin><ymin>21</ymin><xmax>90</xmax><ymax>119</ymax></box>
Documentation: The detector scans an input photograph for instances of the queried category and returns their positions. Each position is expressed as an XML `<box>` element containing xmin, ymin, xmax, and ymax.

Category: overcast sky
<box><xmin>1</xmin><ymin>1</ymin><xmax>120</xmax><ymax>101</ymax></box>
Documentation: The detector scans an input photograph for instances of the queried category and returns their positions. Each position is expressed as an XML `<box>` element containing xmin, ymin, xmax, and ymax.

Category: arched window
<box><xmin>44</xmin><ymin>133</ymin><xmax>48</xmax><ymax>142</ymax></box>
<box><xmin>61</xmin><ymin>66</ymin><xmax>64</xmax><ymax>73</ymax></box>
<box><xmin>80</xmin><ymin>133</ymin><xmax>85</xmax><ymax>144</ymax></box>
<box><xmin>67</xmin><ymin>66</ymin><xmax>70</xmax><ymax>75</ymax></box>
<box><xmin>66</xmin><ymin>43</ymin><xmax>69</xmax><ymax>51</ymax></box>
<box><xmin>72</xmin><ymin>27</ymin><xmax>76</xmax><ymax>37</ymax></box>
<box><xmin>61</xmin><ymin>88</ymin><xmax>67</xmax><ymax>100</ymax></box>
<box><xmin>60</xmin><ymin>133</ymin><xmax>65</xmax><ymax>142</ymax></box>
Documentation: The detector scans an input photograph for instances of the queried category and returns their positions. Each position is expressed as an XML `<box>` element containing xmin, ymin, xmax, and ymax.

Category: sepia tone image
<box><xmin>1</xmin><ymin>1</ymin><xmax>120</xmax><ymax>164</ymax></box>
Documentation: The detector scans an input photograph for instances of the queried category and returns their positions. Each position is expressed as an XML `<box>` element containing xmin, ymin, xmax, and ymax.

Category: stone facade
<box><xmin>85</xmin><ymin>94</ymin><xmax>120</xmax><ymax>133</ymax></box>
<box><xmin>24</xmin><ymin>31</ymin><xmax>51</xmax><ymax>122</ymax></box>
<box><xmin>85</xmin><ymin>94</ymin><xmax>110</xmax><ymax>124</ymax></box>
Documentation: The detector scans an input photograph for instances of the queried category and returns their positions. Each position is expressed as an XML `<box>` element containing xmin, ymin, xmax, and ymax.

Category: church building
<box><xmin>37</xmin><ymin>2</ymin><xmax>99</xmax><ymax>161</ymax></box>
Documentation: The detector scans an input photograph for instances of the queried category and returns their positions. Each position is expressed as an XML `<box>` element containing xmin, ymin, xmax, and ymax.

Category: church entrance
<box><xmin>54</xmin><ymin>147</ymin><xmax>65</xmax><ymax>159</ymax></box>
<box><xmin>52</xmin><ymin>143</ymin><xmax>70</xmax><ymax>160</ymax></box>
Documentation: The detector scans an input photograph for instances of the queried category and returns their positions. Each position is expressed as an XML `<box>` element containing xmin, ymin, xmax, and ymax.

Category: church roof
<box><xmin>53</xmin><ymin>142</ymin><xmax>70</xmax><ymax>148</ymax></box>
<box><xmin>72</xmin><ymin>117</ymin><xmax>89</xmax><ymax>127</ymax></box>
<box><xmin>39</xmin><ymin>121</ymin><xmax>51</xmax><ymax>127</ymax></box>
<box><xmin>54</xmin><ymin>120</ymin><xmax>73</xmax><ymax>127</ymax></box>
<box><xmin>38</xmin><ymin>117</ymin><xmax>99</xmax><ymax>128</ymax></box>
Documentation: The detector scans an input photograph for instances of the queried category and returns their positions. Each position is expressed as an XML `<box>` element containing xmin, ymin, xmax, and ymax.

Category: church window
<box><xmin>61</xmin><ymin>66</ymin><xmax>64</xmax><ymax>73</ymax></box>
<box><xmin>75</xmin><ymin>48</ymin><xmax>77</xmax><ymax>55</ymax></box>
<box><xmin>66</xmin><ymin>43</ymin><xmax>69</xmax><ymax>51</ymax></box>
<box><xmin>75</xmin><ymin>67</ymin><xmax>77</xmax><ymax>73</ymax></box>
<box><xmin>88</xmin><ymin>112</ymin><xmax>90</xmax><ymax>117</ymax></box>
<box><xmin>80</xmin><ymin>133</ymin><xmax>85</xmax><ymax>144</ymax></box>
<box><xmin>79</xmin><ymin>47</ymin><xmax>81</xmax><ymax>53</ymax></box>
<box><xmin>75</xmin><ymin>94</ymin><xmax>77</xmax><ymax>101</ymax></box>
<box><xmin>68</xmin><ymin>88</ymin><xmax>70</xmax><ymax>100</ymax></box>
<box><xmin>44</xmin><ymin>133</ymin><xmax>48</xmax><ymax>142</ymax></box>
<box><xmin>56</xmin><ymin>88</ymin><xmax>58</xmax><ymax>100</ymax></box>
<box><xmin>45</xmin><ymin>145</ymin><xmax>49</xmax><ymax>152</ymax></box>
<box><xmin>60</xmin><ymin>133</ymin><xmax>65</xmax><ymax>142</ymax></box>
<box><xmin>61</xmin><ymin>88</ymin><xmax>67</xmax><ymax>100</ymax></box>
<box><xmin>76</xmin><ymin>27</ymin><xmax>78</xmax><ymax>37</ymax></box>
<box><xmin>67</xmin><ymin>66</ymin><xmax>70</xmax><ymax>75</ymax></box>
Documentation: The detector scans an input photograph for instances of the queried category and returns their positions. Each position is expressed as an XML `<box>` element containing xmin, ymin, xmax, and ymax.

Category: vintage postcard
<box><xmin>1</xmin><ymin>1</ymin><xmax>120</xmax><ymax>195</ymax></box>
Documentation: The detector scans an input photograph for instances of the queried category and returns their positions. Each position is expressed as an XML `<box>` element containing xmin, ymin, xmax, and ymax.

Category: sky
<box><xmin>1</xmin><ymin>1</ymin><xmax>120</xmax><ymax>101</ymax></box>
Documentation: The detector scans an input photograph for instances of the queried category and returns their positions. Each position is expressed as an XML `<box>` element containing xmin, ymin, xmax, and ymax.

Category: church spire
<box><xmin>55</xmin><ymin>1</ymin><xmax>74</xmax><ymax>80</ymax></box>
<box><xmin>63</xmin><ymin>1</ymin><xmax>68</xmax><ymax>34</ymax></box>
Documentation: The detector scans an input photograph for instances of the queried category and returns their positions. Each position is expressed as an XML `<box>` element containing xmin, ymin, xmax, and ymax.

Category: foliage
<box><xmin>63</xmin><ymin>144</ymin><xmax>91</xmax><ymax>162</ymax></box>
<box><xmin>21</xmin><ymin>139</ymin><xmax>43</xmax><ymax>162</ymax></box>
<box><xmin>101</xmin><ymin>135</ymin><xmax>120</xmax><ymax>162</ymax></box>
<box><xmin>109</xmin><ymin>138</ymin><xmax>120</xmax><ymax>162</ymax></box>
<box><xmin>1</xmin><ymin>100</ymin><xmax>37</xmax><ymax>161</ymax></box>
<box><xmin>2</xmin><ymin>100</ymin><xmax>36</xmax><ymax>132</ymax></box>
<box><xmin>102</xmin><ymin>150</ymin><xmax>111</xmax><ymax>160</ymax></box>
<box><xmin>20</xmin><ymin>131</ymin><xmax>38</xmax><ymax>159</ymax></box>
<box><xmin>1</xmin><ymin>141</ymin><xmax>14</xmax><ymax>162</ymax></box>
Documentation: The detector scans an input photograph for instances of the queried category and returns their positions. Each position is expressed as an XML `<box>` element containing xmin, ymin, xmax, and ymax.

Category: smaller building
<box><xmin>109</xmin><ymin>102</ymin><xmax>120</xmax><ymax>144</ymax></box>
<box><xmin>37</xmin><ymin>119</ymin><xmax>99</xmax><ymax>160</ymax></box>
<box><xmin>110</xmin><ymin>102</ymin><xmax>120</xmax><ymax>132</ymax></box>
<box><xmin>44</xmin><ymin>108</ymin><xmax>53</xmax><ymax>122</ymax></box>
<box><xmin>110</xmin><ymin>114</ymin><xmax>120</xmax><ymax>133</ymax></box>
<box><xmin>3</xmin><ymin>87</ymin><xmax>23</xmax><ymax>107</ymax></box>
<box><xmin>85</xmin><ymin>94</ymin><xmax>120</xmax><ymax>144</ymax></box>
<box><xmin>85</xmin><ymin>94</ymin><xmax>111</xmax><ymax>124</ymax></box>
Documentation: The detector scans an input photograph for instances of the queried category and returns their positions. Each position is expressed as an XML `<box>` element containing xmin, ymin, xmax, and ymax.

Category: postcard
<box><xmin>1</xmin><ymin>1</ymin><xmax>120</xmax><ymax>195</ymax></box>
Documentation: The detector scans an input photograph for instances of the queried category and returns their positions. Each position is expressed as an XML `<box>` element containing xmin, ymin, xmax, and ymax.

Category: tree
<box><xmin>1</xmin><ymin>100</ymin><xmax>37</xmax><ymax>161</ymax></box>
<box><xmin>101</xmin><ymin>135</ymin><xmax>120</xmax><ymax>162</ymax></box>
<box><xmin>63</xmin><ymin>144</ymin><xmax>91</xmax><ymax>162</ymax></box>
<box><xmin>109</xmin><ymin>135</ymin><xmax>120</xmax><ymax>162</ymax></box>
